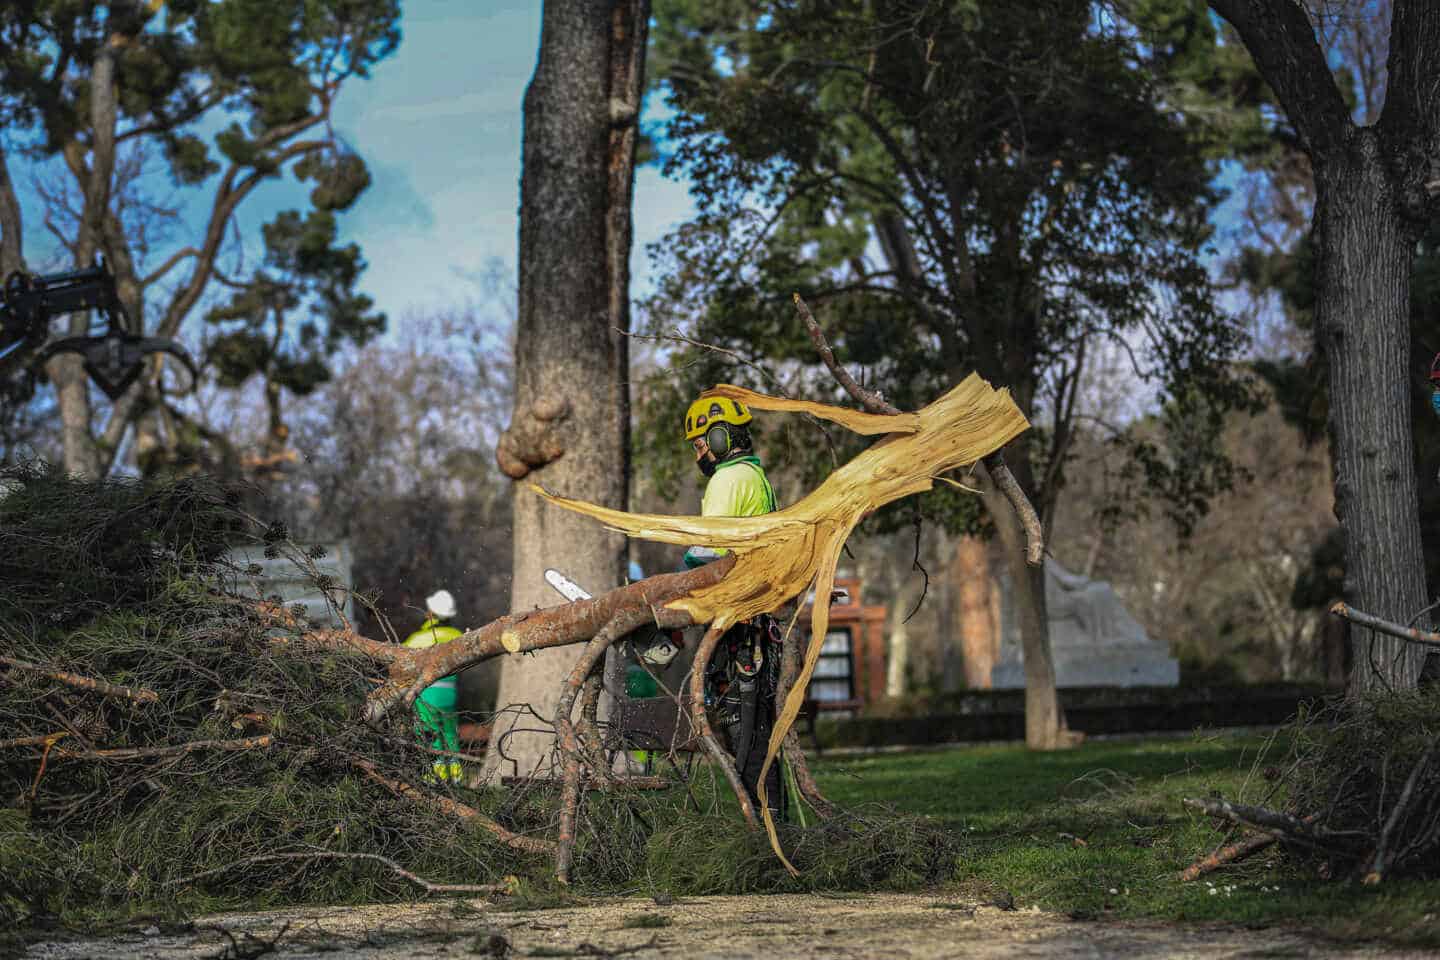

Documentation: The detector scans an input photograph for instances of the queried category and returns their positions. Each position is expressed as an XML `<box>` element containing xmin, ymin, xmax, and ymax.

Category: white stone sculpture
<box><xmin>990</xmin><ymin>558</ymin><xmax>1178</xmax><ymax>688</ymax></box>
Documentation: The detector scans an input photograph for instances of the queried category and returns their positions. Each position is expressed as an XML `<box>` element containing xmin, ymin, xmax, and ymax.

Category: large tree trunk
<box><xmin>484</xmin><ymin>0</ymin><xmax>638</xmax><ymax>780</ymax></box>
<box><xmin>952</xmin><ymin>534</ymin><xmax>999</xmax><ymax>689</ymax></box>
<box><xmin>1314</xmin><ymin>131</ymin><xmax>1431</xmax><ymax>694</ymax></box>
<box><xmin>978</xmin><ymin>461</ymin><xmax>1066</xmax><ymax>748</ymax></box>
<box><xmin>603</xmin><ymin>0</ymin><xmax>649</xmax><ymax>720</ymax></box>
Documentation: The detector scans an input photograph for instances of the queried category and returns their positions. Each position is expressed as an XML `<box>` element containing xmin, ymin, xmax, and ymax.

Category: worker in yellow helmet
<box><xmin>681</xmin><ymin>394</ymin><xmax>777</xmax><ymax>568</ymax></box>
<box><xmin>402</xmin><ymin>590</ymin><xmax>464</xmax><ymax>782</ymax></box>
<box><xmin>676</xmin><ymin>393</ymin><xmax>785</xmax><ymax>816</ymax></box>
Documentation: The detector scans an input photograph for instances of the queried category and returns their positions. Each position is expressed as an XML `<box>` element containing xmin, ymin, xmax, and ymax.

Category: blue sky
<box><xmin>14</xmin><ymin>1</ymin><xmax>694</xmax><ymax>333</ymax></box>
<box><xmin>323</xmin><ymin>2</ymin><xmax>692</xmax><ymax>321</ymax></box>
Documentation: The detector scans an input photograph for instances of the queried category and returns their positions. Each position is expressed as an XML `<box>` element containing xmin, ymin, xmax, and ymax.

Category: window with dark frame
<box><xmin>807</xmin><ymin>626</ymin><xmax>855</xmax><ymax>703</ymax></box>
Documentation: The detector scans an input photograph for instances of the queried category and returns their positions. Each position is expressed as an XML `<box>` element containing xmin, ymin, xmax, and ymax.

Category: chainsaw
<box><xmin>0</xmin><ymin>260</ymin><xmax>198</xmax><ymax>400</ymax></box>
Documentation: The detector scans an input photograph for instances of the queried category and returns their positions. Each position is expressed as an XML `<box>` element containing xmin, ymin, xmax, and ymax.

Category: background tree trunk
<box><xmin>979</xmin><ymin>462</ymin><xmax>1065</xmax><ymax>748</ymax></box>
<box><xmin>1207</xmin><ymin>0</ymin><xmax>1440</xmax><ymax>696</ymax></box>
<box><xmin>483</xmin><ymin>0</ymin><xmax>639</xmax><ymax>780</ymax></box>
<box><xmin>953</xmin><ymin>534</ymin><xmax>999</xmax><ymax>690</ymax></box>
<box><xmin>1315</xmin><ymin>135</ymin><xmax>1431</xmax><ymax>694</ymax></box>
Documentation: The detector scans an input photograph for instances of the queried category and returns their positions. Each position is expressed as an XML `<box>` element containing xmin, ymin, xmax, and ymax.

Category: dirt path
<box><xmin>21</xmin><ymin>893</ymin><xmax>1427</xmax><ymax>959</ymax></box>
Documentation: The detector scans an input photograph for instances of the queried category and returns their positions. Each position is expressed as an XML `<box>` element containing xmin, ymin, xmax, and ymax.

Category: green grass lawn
<box><xmin>812</xmin><ymin>731</ymin><xmax>1440</xmax><ymax>947</ymax></box>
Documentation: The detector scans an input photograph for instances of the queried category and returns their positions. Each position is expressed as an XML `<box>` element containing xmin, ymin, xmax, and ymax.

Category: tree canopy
<box><xmin>0</xmin><ymin>0</ymin><xmax>399</xmax><ymax>477</ymax></box>
<box><xmin>639</xmin><ymin>0</ymin><xmax>1261</xmax><ymax>539</ymax></box>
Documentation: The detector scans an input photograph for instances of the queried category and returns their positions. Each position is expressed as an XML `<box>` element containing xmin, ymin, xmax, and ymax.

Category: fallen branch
<box><xmin>0</xmin><ymin>654</ymin><xmax>160</xmax><ymax>704</ymax></box>
<box><xmin>0</xmin><ymin>733</ymin><xmax>68</xmax><ymax>750</ymax></box>
<box><xmin>361</xmin><ymin>561</ymin><xmax>733</xmax><ymax>725</ymax></box>
<box><xmin>556</xmin><ymin>618</ymin><xmax>626</xmax><ymax>883</ymax></box>
<box><xmin>690</xmin><ymin>623</ymin><xmax>760</xmax><ymax>830</ymax></box>
<box><xmin>45</xmin><ymin>734</ymin><xmax>274</xmax><ymax>761</ymax></box>
<box><xmin>774</xmin><ymin>604</ymin><xmax>833</xmax><ymax>818</ymax></box>
<box><xmin>1179</xmin><ymin>833</ymin><xmax>1276</xmax><ymax>883</ymax></box>
<box><xmin>1179</xmin><ymin>823</ymin><xmax>1311</xmax><ymax>882</ymax></box>
<box><xmin>165</xmin><ymin>851</ymin><xmax>506</xmax><ymax>896</ymax></box>
<box><xmin>346</xmin><ymin>756</ymin><xmax>556</xmax><ymax>856</ymax></box>
<box><xmin>307</xmin><ymin>372</ymin><xmax>1029</xmax><ymax>879</ymax></box>
<box><xmin>1329</xmin><ymin>601</ymin><xmax>1440</xmax><ymax>649</ymax></box>
<box><xmin>1182</xmin><ymin>797</ymin><xmax>1363</xmax><ymax>854</ymax></box>
<box><xmin>1364</xmin><ymin>735</ymin><xmax>1440</xmax><ymax>885</ymax></box>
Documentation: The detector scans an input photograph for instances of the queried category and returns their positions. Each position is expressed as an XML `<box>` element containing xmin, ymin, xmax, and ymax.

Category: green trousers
<box><xmin>414</xmin><ymin>684</ymin><xmax>462</xmax><ymax>782</ymax></box>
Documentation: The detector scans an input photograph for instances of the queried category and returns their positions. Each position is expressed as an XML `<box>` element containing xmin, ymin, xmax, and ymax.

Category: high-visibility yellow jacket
<box><xmin>685</xmin><ymin>455</ymin><xmax>776</xmax><ymax>568</ymax></box>
<box><xmin>403</xmin><ymin>616</ymin><xmax>462</xmax><ymax>707</ymax></box>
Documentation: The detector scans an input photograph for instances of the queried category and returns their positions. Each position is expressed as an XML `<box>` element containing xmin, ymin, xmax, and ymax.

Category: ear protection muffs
<box><xmin>705</xmin><ymin>423</ymin><xmax>732</xmax><ymax>459</ymax></box>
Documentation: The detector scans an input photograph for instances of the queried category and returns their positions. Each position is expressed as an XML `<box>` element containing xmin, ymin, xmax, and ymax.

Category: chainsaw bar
<box><xmin>544</xmin><ymin>568</ymin><xmax>593</xmax><ymax>603</ymax></box>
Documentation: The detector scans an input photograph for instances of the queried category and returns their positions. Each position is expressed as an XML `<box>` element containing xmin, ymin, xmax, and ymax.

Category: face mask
<box><xmin>696</xmin><ymin>455</ymin><xmax>716</xmax><ymax>478</ymax></box>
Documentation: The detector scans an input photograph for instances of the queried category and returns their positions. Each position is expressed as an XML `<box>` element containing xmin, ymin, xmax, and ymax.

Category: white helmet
<box><xmin>425</xmin><ymin>589</ymin><xmax>456</xmax><ymax>619</ymax></box>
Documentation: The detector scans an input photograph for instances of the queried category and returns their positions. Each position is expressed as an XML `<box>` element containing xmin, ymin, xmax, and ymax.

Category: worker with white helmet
<box><xmin>402</xmin><ymin>589</ymin><xmax>464</xmax><ymax>782</ymax></box>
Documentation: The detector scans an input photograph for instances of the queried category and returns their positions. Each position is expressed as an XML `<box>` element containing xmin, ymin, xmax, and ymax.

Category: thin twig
<box><xmin>39</xmin><ymin>735</ymin><xmax>274</xmax><ymax>761</ymax></box>
<box><xmin>0</xmin><ymin>734</ymin><xmax>67</xmax><ymax>750</ymax></box>
<box><xmin>1364</xmin><ymin>735</ymin><xmax>1440</xmax><ymax>885</ymax></box>
<box><xmin>618</xmin><ymin>325</ymin><xmax>843</xmax><ymax>467</ymax></box>
<box><xmin>903</xmin><ymin>506</ymin><xmax>929</xmax><ymax>624</ymax></box>
<box><xmin>0</xmin><ymin>655</ymin><xmax>159</xmax><ymax>704</ymax></box>
<box><xmin>346</xmin><ymin>756</ymin><xmax>556</xmax><ymax>856</ymax></box>
<box><xmin>165</xmin><ymin>851</ymin><xmax>505</xmax><ymax>896</ymax></box>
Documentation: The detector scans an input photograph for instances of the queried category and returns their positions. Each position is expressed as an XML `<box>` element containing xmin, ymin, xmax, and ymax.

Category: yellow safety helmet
<box><xmin>684</xmin><ymin>394</ymin><xmax>752</xmax><ymax>441</ymax></box>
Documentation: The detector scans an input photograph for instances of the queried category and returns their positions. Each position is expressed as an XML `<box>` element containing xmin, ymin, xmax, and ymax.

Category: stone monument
<box><xmin>989</xmin><ymin>558</ymin><xmax>1178</xmax><ymax>688</ymax></box>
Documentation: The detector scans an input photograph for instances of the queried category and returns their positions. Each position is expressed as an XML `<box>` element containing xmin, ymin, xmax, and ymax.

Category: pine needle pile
<box><xmin>0</xmin><ymin>463</ymin><xmax>967</xmax><ymax>930</ymax></box>
<box><xmin>1183</xmin><ymin>688</ymin><xmax>1440</xmax><ymax>884</ymax></box>
<box><xmin>0</xmin><ymin>463</ymin><xmax>533</xmax><ymax>927</ymax></box>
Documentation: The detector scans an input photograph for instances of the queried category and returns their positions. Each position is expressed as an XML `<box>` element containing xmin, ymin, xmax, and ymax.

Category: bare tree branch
<box><xmin>1206</xmin><ymin>0</ymin><xmax>1352</xmax><ymax>159</ymax></box>
<box><xmin>793</xmin><ymin>292</ymin><xmax>1043</xmax><ymax>563</ymax></box>
<box><xmin>0</xmin><ymin>655</ymin><xmax>159</xmax><ymax>704</ymax></box>
<box><xmin>141</xmin><ymin>246</ymin><xmax>201</xmax><ymax>289</ymax></box>
<box><xmin>1330</xmin><ymin>601</ymin><xmax>1440</xmax><ymax>649</ymax></box>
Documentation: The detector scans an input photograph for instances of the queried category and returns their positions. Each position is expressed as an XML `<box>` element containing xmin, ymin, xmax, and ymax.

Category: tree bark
<box><xmin>603</xmin><ymin>0</ymin><xmax>650</xmax><ymax>728</ymax></box>
<box><xmin>1209</xmin><ymin>0</ymin><xmax>1440</xmax><ymax>695</ymax></box>
<box><xmin>0</xmin><ymin>144</ymin><xmax>23</xmax><ymax>279</ymax></box>
<box><xmin>1315</xmin><ymin>135</ymin><xmax>1431</xmax><ymax>693</ymax></box>
<box><xmin>978</xmin><ymin>461</ymin><xmax>1066</xmax><ymax>748</ymax></box>
<box><xmin>484</xmin><ymin>0</ymin><xmax>632</xmax><ymax>780</ymax></box>
<box><xmin>953</xmin><ymin>534</ymin><xmax>998</xmax><ymax>689</ymax></box>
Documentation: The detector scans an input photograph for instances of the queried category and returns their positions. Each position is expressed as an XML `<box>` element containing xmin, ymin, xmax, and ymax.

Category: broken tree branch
<box><xmin>1364</xmin><ymin>735</ymin><xmax>1440</xmax><ymax>885</ymax></box>
<box><xmin>1330</xmin><ymin>601</ymin><xmax>1440</xmax><ymax>650</ymax></box>
<box><xmin>556</xmin><ymin>617</ymin><xmax>628</xmax><ymax>883</ymax></box>
<box><xmin>329</xmin><ymin>374</ymin><xmax>1028</xmax><ymax>878</ymax></box>
<box><xmin>1179</xmin><ymin>830</ymin><xmax>1282</xmax><ymax>882</ymax></box>
<box><xmin>690</xmin><ymin>623</ymin><xmax>760</xmax><ymax>830</ymax></box>
<box><xmin>0</xmin><ymin>655</ymin><xmax>159</xmax><ymax>705</ymax></box>
<box><xmin>1180</xmin><ymin>811</ymin><xmax>1319</xmax><ymax>882</ymax></box>
<box><xmin>45</xmin><ymin>735</ymin><xmax>274</xmax><ymax>761</ymax></box>
<box><xmin>347</xmin><ymin>756</ymin><xmax>556</xmax><ymax>856</ymax></box>
<box><xmin>1183</xmin><ymin>797</ymin><xmax>1364</xmax><ymax>854</ymax></box>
